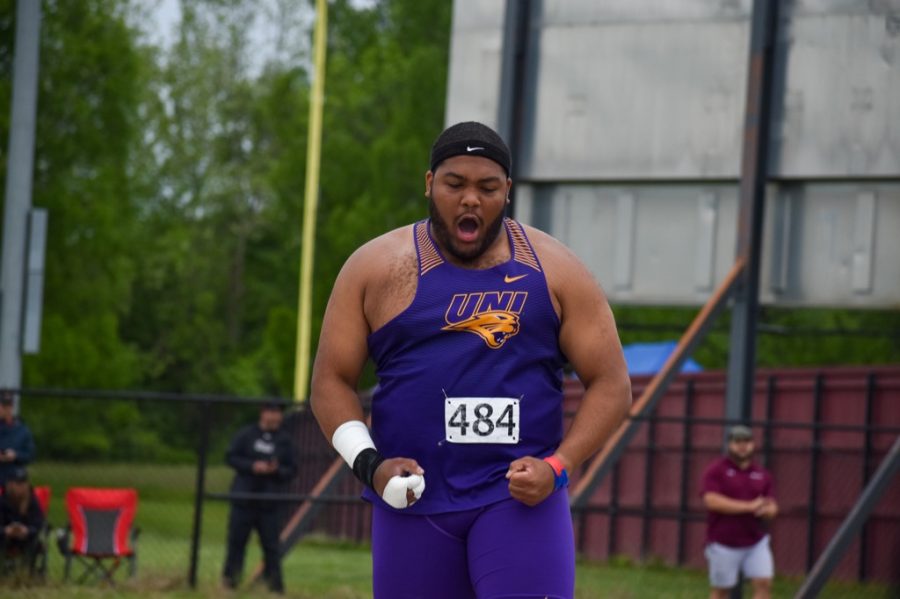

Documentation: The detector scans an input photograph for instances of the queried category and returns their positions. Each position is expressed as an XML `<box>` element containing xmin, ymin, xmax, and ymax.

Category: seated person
<box><xmin>0</xmin><ymin>467</ymin><xmax>45</xmax><ymax>574</ymax></box>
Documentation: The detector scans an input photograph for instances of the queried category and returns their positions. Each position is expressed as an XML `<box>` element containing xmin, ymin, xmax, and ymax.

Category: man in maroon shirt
<box><xmin>701</xmin><ymin>425</ymin><xmax>778</xmax><ymax>599</ymax></box>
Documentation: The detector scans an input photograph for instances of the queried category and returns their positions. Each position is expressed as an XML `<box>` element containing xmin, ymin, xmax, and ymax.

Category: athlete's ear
<box><xmin>424</xmin><ymin>170</ymin><xmax>434</xmax><ymax>197</ymax></box>
<box><xmin>506</xmin><ymin>177</ymin><xmax>513</xmax><ymax>201</ymax></box>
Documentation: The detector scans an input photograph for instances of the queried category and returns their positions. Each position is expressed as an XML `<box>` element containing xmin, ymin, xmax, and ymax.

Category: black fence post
<box><xmin>641</xmin><ymin>414</ymin><xmax>657</xmax><ymax>560</ymax></box>
<box><xmin>189</xmin><ymin>400</ymin><xmax>212</xmax><ymax>588</ymax></box>
<box><xmin>797</xmin><ymin>436</ymin><xmax>900</xmax><ymax>598</ymax></box>
<box><xmin>608</xmin><ymin>462</ymin><xmax>620</xmax><ymax>558</ymax></box>
<box><xmin>763</xmin><ymin>375</ymin><xmax>775</xmax><ymax>468</ymax></box>
<box><xmin>806</xmin><ymin>374</ymin><xmax>824</xmax><ymax>572</ymax></box>
<box><xmin>676</xmin><ymin>379</ymin><xmax>695</xmax><ymax>565</ymax></box>
<box><xmin>858</xmin><ymin>371</ymin><xmax>875</xmax><ymax>582</ymax></box>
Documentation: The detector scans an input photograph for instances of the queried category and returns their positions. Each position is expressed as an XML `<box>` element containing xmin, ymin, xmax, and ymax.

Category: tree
<box><xmin>1</xmin><ymin>0</ymin><xmax>150</xmax><ymax>457</ymax></box>
<box><xmin>309</xmin><ymin>0</ymin><xmax>453</xmax><ymax>388</ymax></box>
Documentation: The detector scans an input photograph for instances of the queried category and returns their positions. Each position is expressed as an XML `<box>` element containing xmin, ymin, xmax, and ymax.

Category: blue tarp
<box><xmin>622</xmin><ymin>341</ymin><xmax>703</xmax><ymax>376</ymax></box>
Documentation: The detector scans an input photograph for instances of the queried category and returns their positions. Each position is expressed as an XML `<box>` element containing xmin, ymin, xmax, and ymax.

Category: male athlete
<box><xmin>310</xmin><ymin>121</ymin><xmax>631</xmax><ymax>599</ymax></box>
<box><xmin>701</xmin><ymin>425</ymin><xmax>778</xmax><ymax>599</ymax></box>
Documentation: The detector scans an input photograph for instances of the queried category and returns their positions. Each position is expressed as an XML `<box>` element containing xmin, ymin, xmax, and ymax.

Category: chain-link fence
<box><xmin>571</xmin><ymin>368</ymin><xmax>900</xmax><ymax>585</ymax></box>
<box><xmin>16</xmin><ymin>389</ymin><xmax>284</xmax><ymax>587</ymax></box>
<box><xmin>9</xmin><ymin>365</ymin><xmax>900</xmax><ymax>589</ymax></box>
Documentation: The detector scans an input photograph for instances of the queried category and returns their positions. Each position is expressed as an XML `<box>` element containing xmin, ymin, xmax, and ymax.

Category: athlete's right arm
<box><xmin>310</xmin><ymin>242</ymin><xmax>424</xmax><ymax>508</ymax></box>
<box><xmin>309</xmin><ymin>247</ymin><xmax>372</xmax><ymax>439</ymax></box>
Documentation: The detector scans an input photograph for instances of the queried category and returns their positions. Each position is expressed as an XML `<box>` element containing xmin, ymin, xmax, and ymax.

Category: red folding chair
<box><xmin>33</xmin><ymin>486</ymin><xmax>50</xmax><ymax>515</ymax></box>
<box><xmin>32</xmin><ymin>485</ymin><xmax>51</xmax><ymax>578</ymax></box>
<box><xmin>57</xmin><ymin>488</ymin><xmax>140</xmax><ymax>584</ymax></box>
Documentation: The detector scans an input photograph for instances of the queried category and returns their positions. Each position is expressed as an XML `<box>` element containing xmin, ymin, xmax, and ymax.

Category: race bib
<box><xmin>444</xmin><ymin>397</ymin><xmax>520</xmax><ymax>444</ymax></box>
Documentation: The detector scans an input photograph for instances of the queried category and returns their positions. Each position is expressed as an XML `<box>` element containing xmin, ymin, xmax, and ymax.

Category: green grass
<box><xmin>8</xmin><ymin>462</ymin><xmax>894</xmax><ymax>598</ymax></box>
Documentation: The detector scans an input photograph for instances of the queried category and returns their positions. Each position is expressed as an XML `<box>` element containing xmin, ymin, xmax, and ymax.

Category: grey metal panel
<box><xmin>449</xmin><ymin>0</ymin><xmax>900</xmax><ymax>307</ymax></box>
<box><xmin>521</xmin><ymin>184</ymin><xmax>740</xmax><ymax>305</ymax></box>
<box><xmin>513</xmin><ymin>183</ymin><xmax>535</xmax><ymax>226</ymax></box>
<box><xmin>613</xmin><ymin>192</ymin><xmax>636</xmax><ymax>290</ymax></box>
<box><xmin>448</xmin><ymin>0</ymin><xmax>900</xmax><ymax>181</ymax></box>
<box><xmin>539</xmin><ymin>0</ymin><xmax>752</xmax><ymax>22</ymax></box>
<box><xmin>519</xmin><ymin>1</ymin><xmax>751</xmax><ymax>180</ymax></box>
<box><xmin>851</xmin><ymin>191</ymin><xmax>877</xmax><ymax>293</ymax></box>
<box><xmin>444</xmin><ymin>0</ymin><xmax>506</xmax><ymax>128</ymax></box>
<box><xmin>694</xmin><ymin>191</ymin><xmax>720</xmax><ymax>292</ymax></box>
<box><xmin>769</xmin><ymin>192</ymin><xmax>794</xmax><ymax>293</ymax></box>
<box><xmin>22</xmin><ymin>208</ymin><xmax>47</xmax><ymax>354</ymax></box>
<box><xmin>759</xmin><ymin>183</ymin><xmax>900</xmax><ymax>307</ymax></box>
<box><xmin>518</xmin><ymin>182</ymin><xmax>900</xmax><ymax>307</ymax></box>
<box><xmin>770</xmin><ymin>2</ymin><xmax>900</xmax><ymax>177</ymax></box>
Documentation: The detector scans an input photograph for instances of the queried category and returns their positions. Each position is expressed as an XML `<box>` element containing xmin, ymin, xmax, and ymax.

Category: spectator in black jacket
<box><xmin>222</xmin><ymin>402</ymin><xmax>296</xmax><ymax>593</ymax></box>
<box><xmin>0</xmin><ymin>393</ymin><xmax>35</xmax><ymax>486</ymax></box>
<box><xmin>0</xmin><ymin>467</ymin><xmax>45</xmax><ymax>575</ymax></box>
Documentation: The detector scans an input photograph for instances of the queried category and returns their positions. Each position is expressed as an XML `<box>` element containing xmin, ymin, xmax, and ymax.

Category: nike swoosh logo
<box><xmin>466</xmin><ymin>146</ymin><xmax>484</xmax><ymax>152</ymax></box>
<box><xmin>504</xmin><ymin>274</ymin><xmax>528</xmax><ymax>283</ymax></box>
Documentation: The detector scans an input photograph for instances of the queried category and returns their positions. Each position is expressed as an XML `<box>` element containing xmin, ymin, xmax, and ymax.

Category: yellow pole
<box><xmin>294</xmin><ymin>0</ymin><xmax>328</xmax><ymax>402</ymax></box>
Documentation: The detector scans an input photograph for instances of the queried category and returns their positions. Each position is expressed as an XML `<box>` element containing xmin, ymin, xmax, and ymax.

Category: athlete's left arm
<box><xmin>507</xmin><ymin>231</ymin><xmax>631</xmax><ymax>505</ymax></box>
<box><xmin>550</xmin><ymin>239</ymin><xmax>631</xmax><ymax>474</ymax></box>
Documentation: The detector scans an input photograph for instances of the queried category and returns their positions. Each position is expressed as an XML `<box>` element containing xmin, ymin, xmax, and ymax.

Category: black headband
<box><xmin>429</xmin><ymin>122</ymin><xmax>511</xmax><ymax>176</ymax></box>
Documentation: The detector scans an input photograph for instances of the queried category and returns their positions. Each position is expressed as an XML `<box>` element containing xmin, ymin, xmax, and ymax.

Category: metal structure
<box><xmin>444</xmin><ymin>0</ymin><xmax>900</xmax><ymax>591</ymax></box>
<box><xmin>0</xmin><ymin>0</ymin><xmax>42</xmax><ymax>409</ymax></box>
<box><xmin>726</xmin><ymin>0</ymin><xmax>780</xmax><ymax>436</ymax></box>
<box><xmin>445</xmin><ymin>0</ymin><xmax>900</xmax><ymax>308</ymax></box>
<box><xmin>796</xmin><ymin>435</ymin><xmax>900</xmax><ymax>598</ymax></box>
<box><xmin>11</xmin><ymin>365</ymin><xmax>897</xmax><ymax>587</ymax></box>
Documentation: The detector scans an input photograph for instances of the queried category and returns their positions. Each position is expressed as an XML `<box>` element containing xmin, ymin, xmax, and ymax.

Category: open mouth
<box><xmin>456</xmin><ymin>215</ymin><xmax>480</xmax><ymax>243</ymax></box>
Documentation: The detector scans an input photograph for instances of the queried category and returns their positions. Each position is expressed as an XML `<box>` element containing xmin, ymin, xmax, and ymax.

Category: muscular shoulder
<box><xmin>343</xmin><ymin>226</ymin><xmax>413</xmax><ymax>277</ymax></box>
<box><xmin>340</xmin><ymin>225</ymin><xmax>418</xmax><ymax>331</ymax></box>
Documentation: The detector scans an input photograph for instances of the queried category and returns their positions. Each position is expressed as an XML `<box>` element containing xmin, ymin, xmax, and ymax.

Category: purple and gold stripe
<box><xmin>506</xmin><ymin>218</ymin><xmax>541</xmax><ymax>272</ymax></box>
<box><xmin>416</xmin><ymin>221</ymin><xmax>444</xmax><ymax>275</ymax></box>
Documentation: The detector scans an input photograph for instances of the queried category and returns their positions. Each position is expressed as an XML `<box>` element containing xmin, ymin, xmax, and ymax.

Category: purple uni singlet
<box><xmin>364</xmin><ymin>218</ymin><xmax>566</xmax><ymax>514</ymax></box>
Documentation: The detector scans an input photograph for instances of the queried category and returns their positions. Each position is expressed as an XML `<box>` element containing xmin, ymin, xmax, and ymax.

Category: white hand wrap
<box><xmin>331</xmin><ymin>420</ymin><xmax>376</xmax><ymax>467</ymax></box>
<box><xmin>332</xmin><ymin>420</ymin><xmax>426</xmax><ymax>509</ymax></box>
<box><xmin>381</xmin><ymin>474</ymin><xmax>426</xmax><ymax>509</ymax></box>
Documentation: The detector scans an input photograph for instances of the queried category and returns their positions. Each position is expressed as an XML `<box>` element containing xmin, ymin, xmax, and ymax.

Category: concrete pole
<box><xmin>0</xmin><ymin>0</ymin><xmax>42</xmax><ymax>411</ymax></box>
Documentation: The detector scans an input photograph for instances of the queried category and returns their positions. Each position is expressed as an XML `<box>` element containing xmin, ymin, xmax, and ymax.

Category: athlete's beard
<box><xmin>428</xmin><ymin>193</ymin><xmax>505</xmax><ymax>263</ymax></box>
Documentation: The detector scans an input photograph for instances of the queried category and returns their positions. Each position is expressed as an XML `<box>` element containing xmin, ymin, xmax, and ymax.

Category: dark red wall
<box><xmin>570</xmin><ymin>366</ymin><xmax>900</xmax><ymax>583</ymax></box>
<box><xmin>286</xmin><ymin>366</ymin><xmax>900</xmax><ymax>584</ymax></box>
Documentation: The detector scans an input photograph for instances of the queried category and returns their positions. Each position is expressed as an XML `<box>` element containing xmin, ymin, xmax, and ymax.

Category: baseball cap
<box><xmin>9</xmin><ymin>466</ymin><xmax>28</xmax><ymax>482</ymax></box>
<box><xmin>727</xmin><ymin>425</ymin><xmax>754</xmax><ymax>441</ymax></box>
<box><xmin>0</xmin><ymin>393</ymin><xmax>14</xmax><ymax>405</ymax></box>
<box><xmin>260</xmin><ymin>400</ymin><xmax>285</xmax><ymax>412</ymax></box>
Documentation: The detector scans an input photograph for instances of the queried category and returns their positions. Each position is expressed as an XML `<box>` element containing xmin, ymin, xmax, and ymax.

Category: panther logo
<box><xmin>441</xmin><ymin>310</ymin><xmax>521</xmax><ymax>349</ymax></box>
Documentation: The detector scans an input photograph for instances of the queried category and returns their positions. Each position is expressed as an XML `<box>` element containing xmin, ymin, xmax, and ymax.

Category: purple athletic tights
<box><xmin>372</xmin><ymin>489</ymin><xmax>575</xmax><ymax>599</ymax></box>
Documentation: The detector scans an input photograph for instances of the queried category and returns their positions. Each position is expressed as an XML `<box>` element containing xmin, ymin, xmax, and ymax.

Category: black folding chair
<box><xmin>0</xmin><ymin>484</ymin><xmax>50</xmax><ymax>580</ymax></box>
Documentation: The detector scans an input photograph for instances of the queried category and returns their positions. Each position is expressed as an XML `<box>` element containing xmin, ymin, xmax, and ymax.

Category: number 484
<box><xmin>448</xmin><ymin>402</ymin><xmax>516</xmax><ymax>437</ymax></box>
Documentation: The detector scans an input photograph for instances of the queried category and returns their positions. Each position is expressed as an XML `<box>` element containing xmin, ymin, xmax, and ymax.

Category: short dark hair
<box><xmin>430</xmin><ymin>121</ymin><xmax>512</xmax><ymax>176</ymax></box>
<box><xmin>727</xmin><ymin>425</ymin><xmax>753</xmax><ymax>441</ymax></box>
